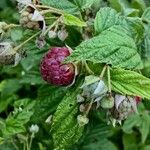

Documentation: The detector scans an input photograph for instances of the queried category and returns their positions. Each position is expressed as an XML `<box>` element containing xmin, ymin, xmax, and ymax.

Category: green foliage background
<box><xmin>0</xmin><ymin>0</ymin><xmax>150</xmax><ymax>150</ymax></box>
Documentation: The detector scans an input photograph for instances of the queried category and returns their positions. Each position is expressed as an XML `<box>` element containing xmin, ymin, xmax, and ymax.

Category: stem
<box><xmin>36</xmin><ymin>5</ymin><xmax>63</xmax><ymax>14</ymax></box>
<box><xmin>4</xmin><ymin>24</ymin><xmax>21</xmax><ymax>30</ymax></box>
<box><xmin>11</xmin><ymin>139</ymin><xmax>19</xmax><ymax>150</ymax></box>
<box><xmin>100</xmin><ymin>65</ymin><xmax>107</xmax><ymax>79</ymax></box>
<box><xmin>14</xmin><ymin>31</ymin><xmax>41</xmax><ymax>52</ymax></box>
<box><xmin>43</xmin><ymin>17</ymin><xmax>61</xmax><ymax>36</ymax></box>
<box><xmin>84</xmin><ymin>61</ymin><xmax>94</xmax><ymax>74</ymax></box>
<box><xmin>41</xmin><ymin>9</ymin><xmax>62</xmax><ymax>15</ymax></box>
<box><xmin>28</xmin><ymin>133</ymin><xmax>34</xmax><ymax>150</ymax></box>
<box><xmin>85</xmin><ymin>98</ymin><xmax>94</xmax><ymax>116</ymax></box>
<box><xmin>107</xmin><ymin>66</ymin><xmax>112</xmax><ymax>96</ymax></box>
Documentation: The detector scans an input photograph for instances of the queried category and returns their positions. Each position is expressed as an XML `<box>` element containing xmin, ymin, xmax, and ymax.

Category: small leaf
<box><xmin>111</xmin><ymin>68</ymin><xmax>150</xmax><ymax>99</ymax></box>
<box><xmin>63</xmin><ymin>13</ymin><xmax>86</xmax><ymax>27</ymax></box>
<box><xmin>51</xmin><ymin>85</ymin><xmax>84</xmax><ymax>150</ymax></box>
<box><xmin>66</xmin><ymin>25</ymin><xmax>143</xmax><ymax>69</ymax></box>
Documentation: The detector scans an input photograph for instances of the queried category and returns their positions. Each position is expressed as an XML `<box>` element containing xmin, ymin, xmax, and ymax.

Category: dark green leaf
<box><xmin>51</xmin><ymin>86</ymin><xmax>83</xmax><ymax>150</ymax></box>
<box><xmin>66</xmin><ymin>25</ymin><xmax>143</xmax><ymax>69</ymax></box>
<box><xmin>41</xmin><ymin>0</ymin><xmax>80</xmax><ymax>15</ymax></box>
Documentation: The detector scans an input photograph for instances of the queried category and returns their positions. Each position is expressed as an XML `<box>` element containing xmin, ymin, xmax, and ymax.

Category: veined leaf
<box><xmin>111</xmin><ymin>68</ymin><xmax>150</xmax><ymax>99</ymax></box>
<box><xmin>66</xmin><ymin>25</ymin><xmax>143</xmax><ymax>69</ymax></box>
<box><xmin>94</xmin><ymin>7</ymin><xmax>144</xmax><ymax>43</ymax></box>
<box><xmin>31</xmin><ymin>85</ymin><xmax>67</xmax><ymax>123</ymax></box>
<box><xmin>142</xmin><ymin>7</ymin><xmax>150</xmax><ymax>23</ymax></box>
<box><xmin>51</xmin><ymin>86</ymin><xmax>83</xmax><ymax>150</ymax></box>
<box><xmin>63</xmin><ymin>13</ymin><xmax>87</xmax><ymax>27</ymax></box>
<box><xmin>94</xmin><ymin>7</ymin><xmax>125</xmax><ymax>34</ymax></box>
<box><xmin>41</xmin><ymin>0</ymin><xmax>80</xmax><ymax>15</ymax></box>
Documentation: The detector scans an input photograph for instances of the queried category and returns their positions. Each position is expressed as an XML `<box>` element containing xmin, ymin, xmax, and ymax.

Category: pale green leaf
<box><xmin>63</xmin><ymin>13</ymin><xmax>86</xmax><ymax>27</ymax></box>
<box><xmin>66</xmin><ymin>25</ymin><xmax>143</xmax><ymax>69</ymax></box>
<box><xmin>111</xmin><ymin>68</ymin><xmax>150</xmax><ymax>99</ymax></box>
<box><xmin>51</xmin><ymin>86</ymin><xmax>83</xmax><ymax>150</ymax></box>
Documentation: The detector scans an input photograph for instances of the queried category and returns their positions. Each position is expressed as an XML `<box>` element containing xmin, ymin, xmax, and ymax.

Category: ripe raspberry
<box><xmin>40</xmin><ymin>47</ymin><xmax>75</xmax><ymax>86</ymax></box>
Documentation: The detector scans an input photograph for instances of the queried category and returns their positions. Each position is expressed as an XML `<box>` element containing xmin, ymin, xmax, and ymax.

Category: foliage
<box><xmin>0</xmin><ymin>0</ymin><xmax>150</xmax><ymax>150</ymax></box>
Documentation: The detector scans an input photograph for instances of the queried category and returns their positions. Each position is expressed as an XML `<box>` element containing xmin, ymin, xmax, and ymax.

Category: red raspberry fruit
<box><xmin>40</xmin><ymin>47</ymin><xmax>75</xmax><ymax>86</ymax></box>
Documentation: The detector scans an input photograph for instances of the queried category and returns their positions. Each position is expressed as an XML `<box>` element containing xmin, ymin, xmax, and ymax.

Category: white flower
<box><xmin>29</xmin><ymin>124</ymin><xmax>39</xmax><ymax>133</ymax></box>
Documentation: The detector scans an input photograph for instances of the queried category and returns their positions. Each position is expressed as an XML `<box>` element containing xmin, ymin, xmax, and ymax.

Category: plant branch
<box><xmin>14</xmin><ymin>31</ymin><xmax>41</xmax><ymax>52</ymax></box>
<box><xmin>100</xmin><ymin>64</ymin><xmax>107</xmax><ymax>79</ymax></box>
<box><xmin>107</xmin><ymin>65</ymin><xmax>112</xmax><ymax>96</ymax></box>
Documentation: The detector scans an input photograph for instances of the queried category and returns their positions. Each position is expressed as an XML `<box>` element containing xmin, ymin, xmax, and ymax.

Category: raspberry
<box><xmin>20</xmin><ymin>6</ymin><xmax>41</xmax><ymax>30</ymax></box>
<box><xmin>40</xmin><ymin>47</ymin><xmax>75</xmax><ymax>86</ymax></box>
<box><xmin>109</xmin><ymin>95</ymin><xmax>138</xmax><ymax>121</ymax></box>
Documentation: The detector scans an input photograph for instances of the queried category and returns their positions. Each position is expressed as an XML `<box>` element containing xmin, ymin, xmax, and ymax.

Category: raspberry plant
<box><xmin>0</xmin><ymin>0</ymin><xmax>150</xmax><ymax>150</ymax></box>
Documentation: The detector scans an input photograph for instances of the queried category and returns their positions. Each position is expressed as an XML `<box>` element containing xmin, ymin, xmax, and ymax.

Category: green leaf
<box><xmin>73</xmin><ymin>0</ymin><xmax>98</xmax><ymax>10</ymax></box>
<box><xmin>125</xmin><ymin>17</ymin><xmax>144</xmax><ymax>43</ymax></box>
<box><xmin>142</xmin><ymin>7</ymin><xmax>150</xmax><ymax>23</ymax></box>
<box><xmin>10</xmin><ymin>28</ymin><xmax>23</xmax><ymax>42</ymax></box>
<box><xmin>131</xmin><ymin>0</ymin><xmax>146</xmax><ymax>14</ymax></box>
<box><xmin>94</xmin><ymin>7</ymin><xmax>124</xmax><ymax>34</ymax></box>
<box><xmin>51</xmin><ymin>86</ymin><xmax>83</xmax><ymax>150</ymax></box>
<box><xmin>66</xmin><ymin>25</ymin><xmax>143</xmax><ymax>69</ymax></box>
<box><xmin>1</xmin><ymin>99</ymin><xmax>35</xmax><ymax>137</ymax></box>
<box><xmin>123</xmin><ymin>133</ymin><xmax>138</xmax><ymax>150</ymax></box>
<box><xmin>63</xmin><ymin>13</ymin><xmax>86</xmax><ymax>27</ymax></box>
<box><xmin>111</xmin><ymin>68</ymin><xmax>150</xmax><ymax>99</ymax></box>
<box><xmin>108</xmin><ymin>0</ymin><xmax>130</xmax><ymax>12</ymax></box>
<box><xmin>41</xmin><ymin>0</ymin><xmax>80</xmax><ymax>15</ymax></box>
<box><xmin>94</xmin><ymin>7</ymin><xmax>144</xmax><ymax>42</ymax></box>
<box><xmin>139</xmin><ymin>112</ymin><xmax>150</xmax><ymax>143</ymax></box>
<box><xmin>122</xmin><ymin>114</ymin><xmax>141</xmax><ymax>133</ymax></box>
<box><xmin>31</xmin><ymin>85</ymin><xmax>67</xmax><ymax>123</ymax></box>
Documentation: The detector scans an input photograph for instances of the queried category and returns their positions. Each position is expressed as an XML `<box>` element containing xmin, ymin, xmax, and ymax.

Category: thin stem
<box><xmin>107</xmin><ymin>66</ymin><xmax>112</xmax><ymax>96</ymax></box>
<box><xmin>84</xmin><ymin>61</ymin><xmax>94</xmax><ymax>74</ymax></box>
<box><xmin>41</xmin><ymin>9</ymin><xmax>62</xmax><ymax>15</ymax></box>
<box><xmin>28</xmin><ymin>133</ymin><xmax>34</xmax><ymax>150</ymax></box>
<box><xmin>36</xmin><ymin>5</ymin><xmax>63</xmax><ymax>14</ymax></box>
<box><xmin>4</xmin><ymin>24</ymin><xmax>21</xmax><ymax>30</ymax></box>
<box><xmin>11</xmin><ymin>138</ymin><xmax>19</xmax><ymax>150</ymax></box>
<box><xmin>100</xmin><ymin>65</ymin><xmax>107</xmax><ymax>79</ymax></box>
<box><xmin>14</xmin><ymin>31</ymin><xmax>41</xmax><ymax>52</ymax></box>
<box><xmin>85</xmin><ymin>98</ymin><xmax>94</xmax><ymax>116</ymax></box>
<box><xmin>43</xmin><ymin>17</ymin><xmax>62</xmax><ymax>36</ymax></box>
